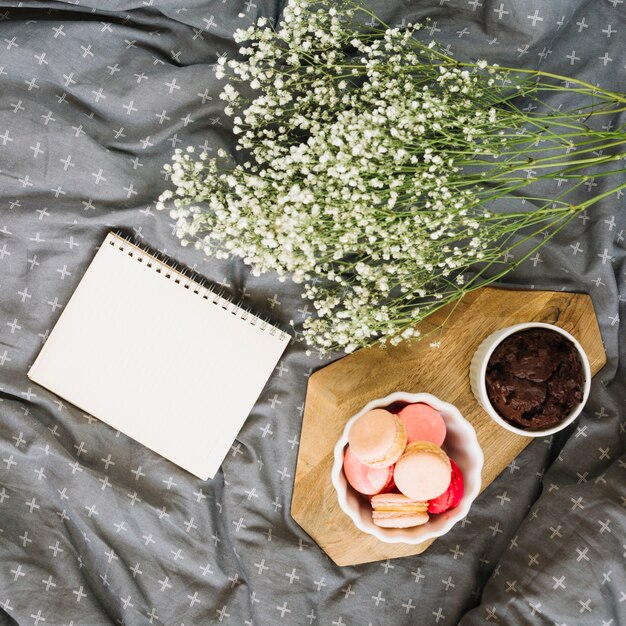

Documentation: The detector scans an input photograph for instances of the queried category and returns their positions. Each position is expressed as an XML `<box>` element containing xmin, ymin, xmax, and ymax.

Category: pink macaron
<box><xmin>370</xmin><ymin>493</ymin><xmax>429</xmax><ymax>528</ymax></box>
<box><xmin>393</xmin><ymin>441</ymin><xmax>452</xmax><ymax>501</ymax></box>
<box><xmin>342</xmin><ymin>446</ymin><xmax>394</xmax><ymax>496</ymax></box>
<box><xmin>348</xmin><ymin>408</ymin><xmax>407</xmax><ymax>468</ymax></box>
<box><xmin>397</xmin><ymin>403</ymin><xmax>447</xmax><ymax>447</ymax></box>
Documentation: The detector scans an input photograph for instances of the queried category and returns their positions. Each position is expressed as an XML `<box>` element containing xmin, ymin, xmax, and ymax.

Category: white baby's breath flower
<box><xmin>157</xmin><ymin>0</ymin><xmax>618</xmax><ymax>354</ymax></box>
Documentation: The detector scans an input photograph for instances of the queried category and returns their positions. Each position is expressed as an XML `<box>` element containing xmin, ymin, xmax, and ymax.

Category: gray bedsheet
<box><xmin>1</xmin><ymin>1</ymin><xmax>624</xmax><ymax>624</ymax></box>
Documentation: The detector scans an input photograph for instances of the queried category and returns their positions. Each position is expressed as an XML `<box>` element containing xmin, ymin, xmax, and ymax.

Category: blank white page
<box><xmin>28</xmin><ymin>232</ymin><xmax>289</xmax><ymax>480</ymax></box>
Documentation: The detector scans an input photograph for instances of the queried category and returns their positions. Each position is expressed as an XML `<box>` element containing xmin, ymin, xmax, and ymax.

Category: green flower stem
<box><xmin>371</xmin><ymin>173</ymin><xmax>626</xmax><ymax>329</ymax></box>
<box><xmin>382</xmin><ymin>211</ymin><xmax>579</xmax><ymax>345</ymax></box>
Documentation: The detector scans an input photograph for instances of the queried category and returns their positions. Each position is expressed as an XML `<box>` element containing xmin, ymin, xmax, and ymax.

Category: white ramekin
<box><xmin>330</xmin><ymin>392</ymin><xmax>483</xmax><ymax>544</ymax></box>
<box><xmin>469</xmin><ymin>322</ymin><xmax>591</xmax><ymax>437</ymax></box>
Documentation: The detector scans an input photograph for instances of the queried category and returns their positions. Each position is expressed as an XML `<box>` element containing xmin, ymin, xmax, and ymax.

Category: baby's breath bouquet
<box><xmin>159</xmin><ymin>0</ymin><xmax>626</xmax><ymax>354</ymax></box>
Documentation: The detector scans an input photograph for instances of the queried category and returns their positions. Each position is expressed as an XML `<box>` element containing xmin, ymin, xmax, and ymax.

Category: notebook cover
<box><xmin>28</xmin><ymin>233</ymin><xmax>290</xmax><ymax>480</ymax></box>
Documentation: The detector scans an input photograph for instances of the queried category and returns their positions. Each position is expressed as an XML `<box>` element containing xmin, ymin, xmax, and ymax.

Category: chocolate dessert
<box><xmin>485</xmin><ymin>328</ymin><xmax>585</xmax><ymax>430</ymax></box>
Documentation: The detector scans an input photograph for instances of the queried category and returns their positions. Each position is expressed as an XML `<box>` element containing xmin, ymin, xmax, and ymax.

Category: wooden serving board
<box><xmin>290</xmin><ymin>287</ymin><xmax>606</xmax><ymax>567</ymax></box>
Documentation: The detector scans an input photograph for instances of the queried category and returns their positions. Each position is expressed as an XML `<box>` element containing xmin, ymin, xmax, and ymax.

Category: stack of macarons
<box><xmin>342</xmin><ymin>403</ymin><xmax>464</xmax><ymax>528</ymax></box>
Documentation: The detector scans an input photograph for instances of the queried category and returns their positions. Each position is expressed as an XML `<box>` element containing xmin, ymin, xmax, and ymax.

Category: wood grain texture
<box><xmin>290</xmin><ymin>287</ymin><xmax>606</xmax><ymax>567</ymax></box>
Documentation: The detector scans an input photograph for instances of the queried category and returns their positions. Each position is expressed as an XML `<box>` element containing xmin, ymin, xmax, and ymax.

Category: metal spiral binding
<box><xmin>109</xmin><ymin>231</ymin><xmax>289</xmax><ymax>342</ymax></box>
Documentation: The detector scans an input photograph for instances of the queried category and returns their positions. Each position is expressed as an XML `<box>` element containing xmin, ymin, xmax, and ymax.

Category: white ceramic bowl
<box><xmin>331</xmin><ymin>392</ymin><xmax>483</xmax><ymax>544</ymax></box>
<box><xmin>469</xmin><ymin>322</ymin><xmax>591</xmax><ymax>437</ymax></box>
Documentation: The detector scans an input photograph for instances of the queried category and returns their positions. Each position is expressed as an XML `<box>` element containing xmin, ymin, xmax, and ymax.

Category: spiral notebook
<box><xmin>28</xmin><ymin>232</ymin><xmax>289</xmax><ymax>480</ymax></box>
